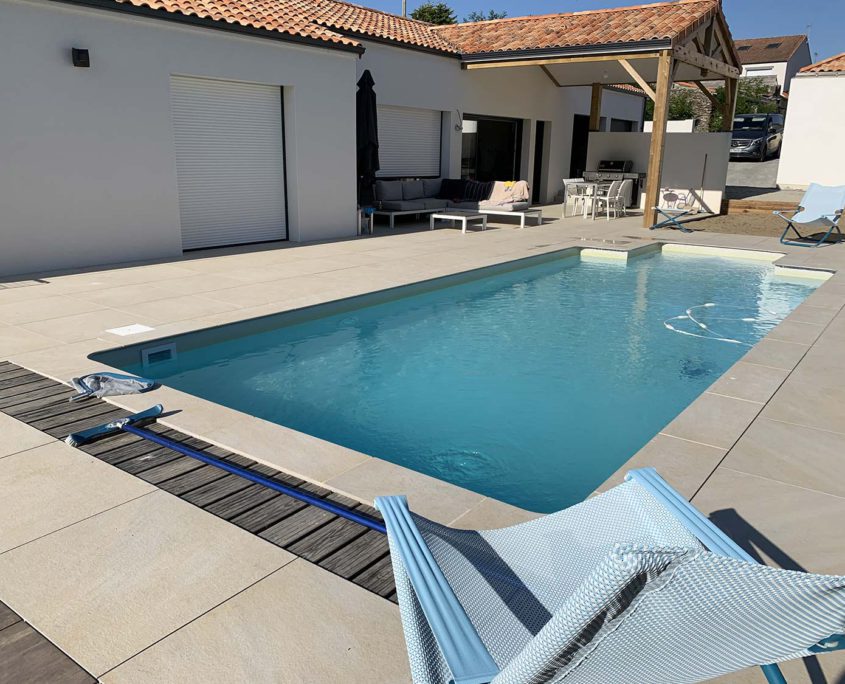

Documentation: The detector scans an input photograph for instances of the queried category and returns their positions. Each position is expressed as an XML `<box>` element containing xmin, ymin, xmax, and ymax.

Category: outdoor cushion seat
<box><xmin>403</xmin><ymin>180</ymin><xmax>425</xmax><ymax>200</ymax></box>
<box><xmin>478</xmin><ymin>201</ymin><xmax>530</xmax><ymax>212</ymax></box>
<box><xmin>380</xmin><ymin>200</ymin><xmax>427</xmax><ymax>211</ymax></box>
<box><xmin>423</xmin><ymin>179</ymin><xmax>442</xmax><ymax>197</ymax></box>
<box><xmin>446</xmin><ymin>200</ymin><xmax>481</xmax><ymax>210</ymax></box>
<box><xmin>375</xmin><ymin>180</ymin><xmax>403</xmax><ymax>202</ymax></box>
<box><xmin>421</xmin><ymin>198</ymin><xmax>448</xmax><ymax>210</ymax></box>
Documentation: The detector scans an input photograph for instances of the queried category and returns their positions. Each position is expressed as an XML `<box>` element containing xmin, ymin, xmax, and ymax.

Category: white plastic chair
<box><xmin>593</xmin><ymin>180</ymin><xmax>626</xmax><ymax>220</ymax></box>
<box><xmin>561</xmin><ymin>178</ymin><xmax>586</xmax><ymax>218</ymax></box>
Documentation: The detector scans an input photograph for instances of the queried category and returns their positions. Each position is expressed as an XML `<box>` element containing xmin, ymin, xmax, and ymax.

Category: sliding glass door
<box><xmin>461</xmin><ymin>115</ymin><xmax>522</xmax><ymax>182</ymax></box>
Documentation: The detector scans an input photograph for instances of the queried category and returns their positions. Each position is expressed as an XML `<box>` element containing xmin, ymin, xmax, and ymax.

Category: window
<box><xmin>766</xmin><ymin>42</ymin><xmax>782</xmax><ymax>49</ymax></box>
<box><xmin>376</xmin><ymin>105</ymin><xmax>442</xmax><ymax>178</ymax></box>
<box><xmin>738</xmin><ymin>45</ymin><xmax>751</xmax><ymax>51</ymax></box>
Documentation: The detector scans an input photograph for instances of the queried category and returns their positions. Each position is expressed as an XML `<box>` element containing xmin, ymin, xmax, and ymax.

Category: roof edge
<box><xmin>45</xmin><ymin>0</ymin><xmax>366</xmax><ymax>55</ymax></box>
<box><xmin>323</xmin><ymin>28</ymin><xmax>460</xmax><ymax>58</ymax></box>
<box><xmin>460</xmin><ymin>39</ymin><xmax>672</xmax><ymax>63</ymax></box>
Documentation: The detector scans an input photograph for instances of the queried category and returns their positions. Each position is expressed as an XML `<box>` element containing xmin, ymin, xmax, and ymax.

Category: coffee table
<box><xmin>429</xmin><ymin>212</ymin><xmax>487</xmax><ymax>234</ymax></box>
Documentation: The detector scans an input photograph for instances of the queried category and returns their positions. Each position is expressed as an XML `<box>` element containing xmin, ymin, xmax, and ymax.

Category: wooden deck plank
<box><xmin>319</xmin><ymin>531</ymin><xmax>391</xmax><ymax>579</ymax></box>
<box><xmin>0</xmin><ymin>373</ymin><xmax>55</xmax><ymax>392</ymax></box>
<box><xmin>352</xmin><ymin>554</ymin><xmax>396</xmax><ymax>597</ymax></box>
<box><xmin>113</xmin><ymin>447</ymin><xmax>182</xmax><ymax>474</ymax></box>
<box><xmin>18</xmin><ymin>398</ymin><xmax>118</xmax><ymax>427</ymax></box>
<box><xmin>203</xmin><ymin>484</ymin><xmax>280</xmax><ymax>520</ymax></box>
<box><xmin>0</xmin><ymin>601</ymin><xmax>22</xmax><ymax>631</ymax></box>
<box><xmin>230</xmin><ymin>493</ymin><xmax>308</xmax><ymax>533</ymax></box>
<box><xmin>0</xmin><ymin>380</ymin><xmax>67</xmax><ymax>408</ymax></box>
<box><xmin>0</xmin><ymin>368</ymin><xmax>42</xmax><ymax>383</ymax></box>
<box><xmin>41</xmin><ymin>408</ymin><xmax>130</xmax><ymax>439</ymax></box>
<box><xmin>157</xmin><ymin>464</ymin><xmax>229</xmax><ymax>497</ymax></box>
<box><xmin>135</xmin><ymin>456</ymin><xmax>205</xmax><ymax>485</ymax></box>
<box><xmin>258</xmin><ymin>505</ymin><xmax>338</xmax><ymax>548</ymax></box>
<box><xmin>84</xmin><ymin>436</ymin><xmax>164</xmax><ymax>464</ymax></box>
<box><xmin>287</xmin><ymin>515</ymin><xmax>370</xmax><ymax>563</ymax></box>
<box><xmin>0</xmin><ymin>622</ymin><xmax>95</xmax><ymax>684</ymax></box>
<box><xmin>181</xmin><ymin>473</ymin><xmax>254</xmax><ymax>509</ymax></box>
<box><xmin>1</xmin><ymin>386</ymin><xmax>74</xmax><ymax>414</ymax></box>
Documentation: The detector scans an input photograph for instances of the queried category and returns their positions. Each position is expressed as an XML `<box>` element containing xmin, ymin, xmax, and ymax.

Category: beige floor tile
<box><xmin>598</xmin><ymin>433</ymin><xmax>726</xmax><ymax>499</ymax></box>
<box><xmin>199</xmin><ymin>415</ymin><xmax>370</xmax><ymax>484</ymax></box>
<box><xmin>739</xmin><ymin>338</ymin><xmax>809</xmax><ymax>370</ymax></box>
<box><xmin>327</xmin><ymin>458</ymin><xmax>484</xmax><ymax>525</ymax></box>
<box><xmin>764</xmin><ymin>320</ymin><xmax>825</xmax><ymax>345</ymax></box>
<box><xmin>0</xmin><ymin>296</ymin><xmax>105</xmax><ymax>325</ymax></box>
<box><xmin>21</xmin><ymin>309</ymin><xmax>152</xmax><ymax>344</ymax></box>
<box><xmin>707</xmin><ymin>361</ymin><xmax>788</xmax><ymax>404</ymax></box>
<box><xmin>101</xmin><ymin>560</ymin><xmax>410</xmax><ymax>684</ymax></box>
<box><xmin>783</xmin><ymin>304</ymin><xmax>839</xmax><ymax>326</ymax></box>
<box><xmin>709</xmin><ymin>654</ymin><xmax>845</xmax><ymax>684</ymax></box>
<box><xmin>661</xmin><ymin>392</ymin><xmax>762</xmax><ymax>450</ymax></box>
<box><xmin>450</xmin><ymin>497</ymin><xmax>541</xmax><ymax>530</ymax></box>
<box><xmin>148</xmin><ymin>273</ymin><xmax>245</xmax><ymax>296</ymax></box>
<box><xmin>72</xmin><ymin>283</ymin><xmax>178</xmax><ymax>308</ymax></box>
<box><xmin>0</xmin><ymin>412</ymin><xmax>54</xmax><ymax>458</ymax></box>
<box><xmin>0</xmin><ymin>441</ymin><xmax>155</xmax><ymax>552</ymax></box>
<box><xmin>0</xmin><ymin>325</ymin><xmax>58</xmax><ymax>356</ymax></box>
<box><xmin>724</xmin><ymin>418</ymin><xmax>845</xmax><ymax>498</ymax></box>
<box><xmin>761</xmin><ymin>377</ymin><xmax>845</xmax><ymax>434</ymax></box>
<box><xmin>0</xmin><ymin>491</ymin><xmax>292</xmax><ymax>676</ymax></box>
<box><xmin>116</xmin><ymin>295</ymin><xmax>238</xmax><ymax>324</ymax></box>
<box><xmin>691</xmin><ymin>468</ymin><xmax>845</xmax><ymax>575</ymax></box>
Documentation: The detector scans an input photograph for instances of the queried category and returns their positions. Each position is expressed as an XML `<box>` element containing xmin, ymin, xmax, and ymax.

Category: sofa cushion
<box><xmin>403</xmin><ymin>180</ymin><xmax>425</xmax><ymax>200</ymax></box>
<box><xmin>380</xmin><ymin>200</ymin><xmax>426</xmax><ymax>211</ymax></box>
<box><xmin>447</xmin><ymin>200</ymin><xmax>481</xmax><ymax>211</ymax></box>
<box><xmin>421</xmin><ymin>198</ymin><xmax>448</xmax><ymax>210</ymax></box>
<box><xmin>375</xmin><ymin>180</ymin><xmax>403</xmax><ymax>202</ymax></box>
<box><xmin>478</xmin><ymin>200</ymin><xmax>531</xmax><ymax>212</ymax></box>
<box><xmin>464</xmin><ymin>180</ymin><xmax>495</xmax><ymax>202</ymax></box>
<box><xmin>437</xmin><ymin>178</ymin><xmax>468</xmax><ymax>200</ymax></box>
<box><xmin>422</xmin><ymin>178</ymin><xmax>442</xmax><ymax>197</ymax></box>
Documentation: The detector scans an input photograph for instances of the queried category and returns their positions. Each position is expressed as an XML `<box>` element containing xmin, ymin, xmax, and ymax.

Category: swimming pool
<box><xmin>94</xmin><ymin>247</ymin><xmax>820</xmax><ymax>513</ymax></box>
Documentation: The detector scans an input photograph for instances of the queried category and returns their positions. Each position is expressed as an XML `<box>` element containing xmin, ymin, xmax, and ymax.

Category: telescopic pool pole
<box><xmin>66</xmin><ymin>405</ymin><xmax>387</xmax><ymax>534</ymax></box>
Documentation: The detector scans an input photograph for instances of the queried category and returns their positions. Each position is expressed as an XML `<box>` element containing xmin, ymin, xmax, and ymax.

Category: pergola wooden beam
<box><xmin>618</xmin><ymin>59</ymin><xmax>656</xmax><ymax>101</ymax></box>
<box><xmin>692</xmin><ymin>80</ymin><xmax>720</xmax><ymax>109</ymax></box>
<box><xmin>462</xmin><ymin>52</ymin><xmax>660</xmax><ymax>70</ymax></box>
<box><xmin>722</xmin><ymin>77</ymin><xmax>738</xmax><ymax>132</ymax></box>
<box><xmin>540</xmin><ymin>65</ymin><xmax>562</xmax><ymax>87</ymax></box>
<box><xmin>643</xmin><ymin>50</ymin><xmax>674</xmax><ymax>228</ymax></box>
<box><xmin>673</xmin><ymin>44</ymin><xmax>740</xmax><ymax>79</ymax></box>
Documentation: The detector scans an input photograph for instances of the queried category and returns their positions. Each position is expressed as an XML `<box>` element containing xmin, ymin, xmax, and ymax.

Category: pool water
<box><xmin>96</xmin><ymin>249</ymin><xmax>819</xmax><ymax>513</ymax></box>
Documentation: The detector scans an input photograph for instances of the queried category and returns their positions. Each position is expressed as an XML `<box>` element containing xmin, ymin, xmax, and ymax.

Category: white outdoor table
<box><xmin>430</xmin><ymin>212</ymin><xmax>487</xmax><ymax>234</ymax></box>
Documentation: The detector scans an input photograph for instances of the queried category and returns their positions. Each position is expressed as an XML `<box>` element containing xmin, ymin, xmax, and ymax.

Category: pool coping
<box><xmin>9</xmin><ymin>235</ymin><xmax>840</xmax><ymax>529</ymax></box>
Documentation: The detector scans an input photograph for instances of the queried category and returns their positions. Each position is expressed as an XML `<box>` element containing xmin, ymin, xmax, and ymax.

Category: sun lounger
<box><xmin>376</xmin><ymin>468</ymin><xmax>845</xmax><ymax>684</ymax></box>
<box><xmin>776</xmin><ymin>183</ymin><xmax>845</xmax><ymax>247</ymax></box>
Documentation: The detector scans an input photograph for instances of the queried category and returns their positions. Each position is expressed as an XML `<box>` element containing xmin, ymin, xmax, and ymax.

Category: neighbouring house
<box><xmin>735</xmin><ymin>34</ymin><xmax>812</xmax><ymax>96</ymax></box>
<box><xmin>777</xmin><ymin>53</ymin><xmax>845</xmax><ymax>189</ymax></box>
<box><xmin>0</xmin><ymin>0</ymin><xmax>739</xmax><ymax>276</ymax></box>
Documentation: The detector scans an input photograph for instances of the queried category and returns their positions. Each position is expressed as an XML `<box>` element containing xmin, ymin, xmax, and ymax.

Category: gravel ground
<box><xmin>683</xmin><ymin>212</ymin><xmax>785</xmax><ymax>237</ymax></box>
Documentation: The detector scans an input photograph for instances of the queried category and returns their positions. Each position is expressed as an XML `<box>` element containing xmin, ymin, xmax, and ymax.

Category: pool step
<box><xmin>0</xmin><ymin>361</ymin><xmax>396</xmax><ymax>602</ymax></box>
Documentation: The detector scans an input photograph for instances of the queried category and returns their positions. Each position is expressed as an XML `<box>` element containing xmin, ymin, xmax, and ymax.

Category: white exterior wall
<box><xmin>777</xmin><ymin>74</ymin><xmax>845</xmax><ymax>189</ymax></box>
<box><xmin>742</xmin><ymin>62</ymin><xmax>788</xmax><ymax>87</ymax></box>
<box><xmin>0</xmin><ymin>0</ymin><xmax>358</xmax><ymax>276</ymax></box>
<box><xmin>356</xmin><ymin>41</ymin><xmax>644</xmax><ymax>203</ymax></box>
<box><xmin>587</xmin><ymin>132</ymin><xmax>731</xmax><ymax>212</ymax></box>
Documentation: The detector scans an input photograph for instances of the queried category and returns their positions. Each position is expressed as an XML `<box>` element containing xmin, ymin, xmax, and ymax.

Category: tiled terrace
<box><xmin>1</xmin><ymin>208</ymin><xmax>844</xmax><ymax>683</ymax></box>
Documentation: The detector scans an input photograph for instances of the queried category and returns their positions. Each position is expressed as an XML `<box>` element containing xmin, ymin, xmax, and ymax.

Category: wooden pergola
<box><xmin>460</xmin><ymin>9</ymin><xmax>741</xmax><ymax>227</ymax></box>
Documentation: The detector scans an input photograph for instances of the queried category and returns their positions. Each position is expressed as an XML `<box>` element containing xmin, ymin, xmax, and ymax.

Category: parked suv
<box><xmin>730</xmin><ymin>113</ymin><xmax>784</xmax><ymax>162</ymax></box>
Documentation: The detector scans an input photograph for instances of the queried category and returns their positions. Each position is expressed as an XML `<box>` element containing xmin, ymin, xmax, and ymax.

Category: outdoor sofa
<box><xmin>372</xmin><ymin>178</ymin><xmax>540</xmax><ymax>229</ymax></box>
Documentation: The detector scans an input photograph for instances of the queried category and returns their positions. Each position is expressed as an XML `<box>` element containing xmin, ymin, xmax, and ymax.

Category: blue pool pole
<box><xmin>122</xmin><ymin>424</ymin><xmax>387</xmax><ymax>533</ymax></box>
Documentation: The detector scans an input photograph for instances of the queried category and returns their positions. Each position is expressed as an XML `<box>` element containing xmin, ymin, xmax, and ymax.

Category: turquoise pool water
<box><xmin>95</xmin><ymin>249</ymin><xmax>819</xmax><ymax>513</ymax></box>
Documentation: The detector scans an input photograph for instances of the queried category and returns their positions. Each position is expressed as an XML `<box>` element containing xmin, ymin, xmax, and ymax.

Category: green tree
<box><xmin>709</xmin><ymin>77</ymin><xmax>778</xmax><ymax>131</ymax></box>
<box><xmin>411</xmin><ymin>2</ymin><xmax>457</xmax><ymax>24</ymax></box>
<box><xmin>465</xmin><ymin>9</ymin><xmax>507</xmax><ymax>21</ymax></box>
<box><xmin>644</xmin><ymin>89</ymin><xmax>697</xmax><ymax>122</ymax></box>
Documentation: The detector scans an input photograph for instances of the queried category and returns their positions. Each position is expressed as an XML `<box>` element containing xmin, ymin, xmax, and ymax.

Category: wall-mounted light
<box><xmin>71</xmin><ymin>48</ymin><xmax>90</xmax><ymax>68</ymax></box>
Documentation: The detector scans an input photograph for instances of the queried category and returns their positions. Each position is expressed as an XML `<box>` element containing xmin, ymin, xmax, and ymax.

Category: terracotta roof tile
<box><xmin>434</xmin><ymin>0</ymin><xmax>722</xmax><ymax>56</ymax></box>
<box><xmin>734</xmin><ymin>35</ymin><xmax>807</xmax><ymax>65</ymax></box>
<box><xmin>800</xmin><ymin>52</ymin><xmax>845</xmax><ymax>74</ymax></box>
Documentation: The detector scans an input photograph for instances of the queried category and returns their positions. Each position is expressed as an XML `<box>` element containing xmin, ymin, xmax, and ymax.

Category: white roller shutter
<box><xmin>376</xmin><ymin>105</ymin><xmax>441</xmax><ymax>177</ymax></box>
<box><xmin>170</xmin><ymin>76</ymin><xmax>287</xmax><ymax>250</ymax></box>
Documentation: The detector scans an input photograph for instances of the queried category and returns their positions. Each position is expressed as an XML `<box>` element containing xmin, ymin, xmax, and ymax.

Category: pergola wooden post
<box><xmin>721</xmin><ymin>76</ymin><xmax>738</xmax><ymax>132</ymax></box>
<box><xmin>589</xmin><ymin>83</ymin><xmax>603</xmax><ymax>132</ymax></box>
<box><xmin>643</xmin><ymin>50</ymin><xmax>673</xmax><ymax>227</ymax></box>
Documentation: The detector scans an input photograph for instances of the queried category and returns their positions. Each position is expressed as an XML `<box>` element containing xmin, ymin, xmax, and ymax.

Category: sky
<box><xmin>367</xmin><ymin>0</ymin><xmax>844</xmax><ymax>63</ymax></box>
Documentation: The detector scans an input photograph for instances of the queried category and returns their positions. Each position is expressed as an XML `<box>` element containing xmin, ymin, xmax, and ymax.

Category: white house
<box><xmin>0</xmin><ymin>0</ymin><xmax>737</xmax><ymax>277</ymax></box>
<box><xmin>777</xmin><ymin>53</ymin><xmax>845</xmax><ymax>189</ymax></box>
<box><xmin>734</xmin><ymin>35</ymin><xmax>812</xmax><ymax>94</ymax></box>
